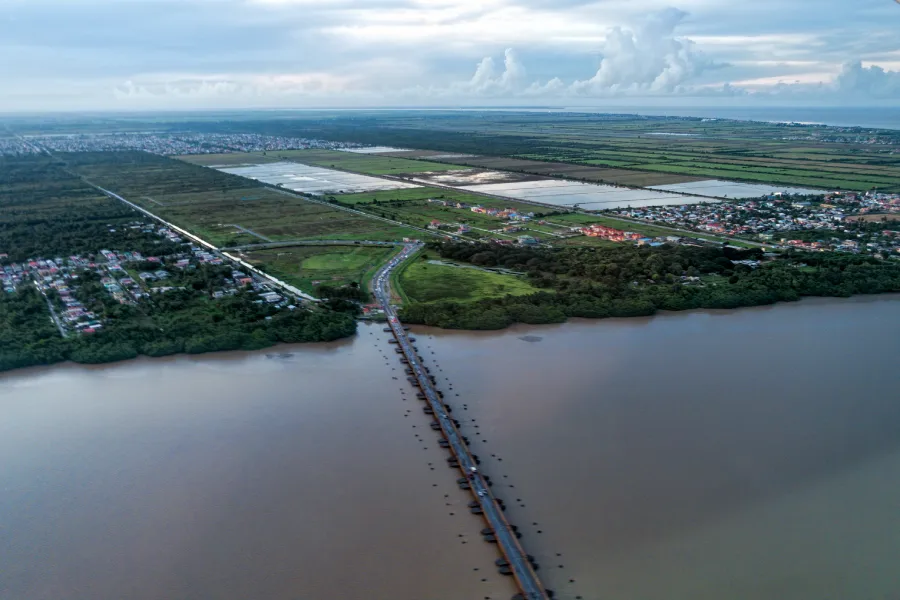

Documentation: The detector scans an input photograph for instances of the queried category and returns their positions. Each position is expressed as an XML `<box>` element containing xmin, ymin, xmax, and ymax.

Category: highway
<box><xmin>373</xmin><ymin>244</ymin><xmax>549</xmax><ymax>600</ymax></box>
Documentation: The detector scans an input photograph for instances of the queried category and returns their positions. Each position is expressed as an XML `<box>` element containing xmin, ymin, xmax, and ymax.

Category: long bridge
<box><xmin>373</xmin><ymin>244</ymin><xmax>550</xmax><ymax>600</ymax></box>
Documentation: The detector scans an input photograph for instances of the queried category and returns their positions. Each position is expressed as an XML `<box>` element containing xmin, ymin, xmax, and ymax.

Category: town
<box><xmin>1</xmin><ymin>221</ymin><xmax>297</xmax><ymax>337</ymax></box>
<box><xmin>605</xmin><ymin>191</ymin><xmax>900</xmax><ymax>257</ymax></box>
<box><xmin>0</xmin><ymin>132</ymin><xmax>364</xmax><ymax>156</ymax></box>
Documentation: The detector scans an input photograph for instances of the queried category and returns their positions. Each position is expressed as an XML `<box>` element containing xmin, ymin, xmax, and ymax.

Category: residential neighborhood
<box><xmin>0</xmin><ymin>132</ymin><xmax>364</xmax><ymax>156</ymax></box>
<box><xmin>2</xmin><ymin>221</ymin><xmax>299</xmax><ymax>337</ymax></box>
<box><xmin>605</xmin><ymin>191</ymin><xmax>900</xmax><ymax>256</ymax></box>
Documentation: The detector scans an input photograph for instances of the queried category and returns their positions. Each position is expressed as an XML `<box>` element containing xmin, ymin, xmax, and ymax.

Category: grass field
<box><xmin>398</xmin><ymin>258</ymin><xmax>539</xmax><ymax>303</ymax></box>
<box><xmin>63</xmin><ymin>152</ymin><xmax>421</xmax><ymax>246</ymax></box>
<box><xmin>332</xmin><ymin>186</ymin><xmax>571</xmax><ymax>241</ymax></box>
<box><xmin>243</xmin><ymin>245</ymin><xmax>396</xmax><ymax>294</ymax></box>
<box><xmin>276</xmin><ymin>113</ymin><xmax>900</xmax><ymax>193</ymax></box>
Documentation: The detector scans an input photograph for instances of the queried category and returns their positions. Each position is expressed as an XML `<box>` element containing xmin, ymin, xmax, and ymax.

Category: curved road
<box><xmin>373</xmin><ymin>244</ymin><xmax>549</xmax><ymax>600</ymax></box>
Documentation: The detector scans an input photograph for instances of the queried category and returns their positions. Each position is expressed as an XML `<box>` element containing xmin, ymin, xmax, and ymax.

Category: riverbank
<box><xmin>0</xmin><ymin>323</ymin><xmax>514</xmax><ymax>600</ymax></box>
<box><xmin>406</xmin><ymin>295</ymin><xmax>900</xmax><ymax>600</ymax></box>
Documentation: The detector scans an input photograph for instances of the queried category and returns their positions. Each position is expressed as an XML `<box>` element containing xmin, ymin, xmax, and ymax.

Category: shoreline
<box><xmin>401</xmin><ymin>290</ymin><xmax>900</xmax><ymax>335</ymax></box>
<box><xmin>3</xmin><ymin>294</ymin><xmax>897</xmax><ymax>381</ymax></box>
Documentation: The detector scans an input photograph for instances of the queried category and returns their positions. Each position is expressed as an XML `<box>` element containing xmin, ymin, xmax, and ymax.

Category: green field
<box><xmin>244</xmin><ymin>245</ymin><xmax>396</xmax><ymax>294</ymax></box>
<box><xmin>334</xmin><ymin>186</ymin><xmax>570</xmax><ymax>241</ymax></box>
<box><xmin>62</xmin><ymin>152</ymin><xmax>420</xmax><ymax>245</ymax></box>
<box><xmin>244</xmin><ymin>113</ymin><xmax>900</xmax><ymax>193</ymax></box>
<box><xmin>398</xmin><ymin>258</ymin><xmax>539</xmax><ymax>303</ymax></box>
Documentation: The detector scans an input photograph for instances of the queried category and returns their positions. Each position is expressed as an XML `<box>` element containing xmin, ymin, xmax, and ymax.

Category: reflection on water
<box><xmin>412</xmin><ymin>296</ymin><xmax>900</xmax><ymax>600</ymax></box>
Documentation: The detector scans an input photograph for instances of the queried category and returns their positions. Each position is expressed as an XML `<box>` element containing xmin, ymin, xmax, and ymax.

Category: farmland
<box><xmin>334</xmin><ymin>186</ymin><xmax>573</xmax><ymax>241</ymax></box>
<box><xmin>61</xmin><ymin>152</ymin><xmax>419</xmax><ymax>245</ymax></box>
<box><xmin>240</xmin><ymin>112</ymin><xmax>900</xmax><ymax>193</ymax></box>
<box><xmin>243</xmin><ymin>245</ymin><xmax>397</xmax><ymax>294</ymax></box>
<box><xmin>257</xmin><ymin>149</ymin><xmax>467</xmax><ymax>175</ymax></box>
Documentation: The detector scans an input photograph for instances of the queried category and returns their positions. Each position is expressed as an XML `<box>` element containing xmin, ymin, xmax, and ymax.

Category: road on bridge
<box><xmin>373</xmin><ymin>244</ymin><xmax>549</xmax><ymax>600</ymax></box>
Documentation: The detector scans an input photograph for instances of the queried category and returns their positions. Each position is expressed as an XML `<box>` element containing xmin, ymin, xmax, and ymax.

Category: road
<box><xmin>84</xmin><ymin>182</ymin><xmax>319</xmax><ymax>303</ymax></box>
<box><xmin>373</xmin><ymin>172</ymin><xmax>766</xmax><ymax>248</ymax></box>
<box><xmin>226</xmin><ymin>224</ymin><xmax>273</xmax><ymax>243</ymax></box>
<box><xmin>35</xmin><ymin>281</ymin><xmax>68</xmax><ymax>338</ymax></box>
<box><xmin>373</xmin><ymin>245</ymin><xmax>549</xmax><ymax>600</ymax></box>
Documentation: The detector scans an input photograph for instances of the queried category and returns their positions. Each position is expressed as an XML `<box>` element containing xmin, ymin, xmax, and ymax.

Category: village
<box><xmin>604</xmin><ymin>191</ymin><xmax>900</xmax><ymax>257</ymax></box>
<box><xmin>1</xmin><ymin>221</ymin><xmax>295</xmax><ymax>337</ymax></box>
<box><xmin>0</xmin><ymin>132</ymin><xmax>361</xmax><ymax>157</ymax></box>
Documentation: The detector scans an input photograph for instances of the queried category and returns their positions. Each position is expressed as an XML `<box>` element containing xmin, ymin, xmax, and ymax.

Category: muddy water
<box><xmin>0</xmin><ymin>323</ymin><xmax>512</xmax><ymax>600</ymax></box>
<box><xmin>411</xmin><ymin>296</ymin><xmax>900</xmax><ymax>600</ymax></box>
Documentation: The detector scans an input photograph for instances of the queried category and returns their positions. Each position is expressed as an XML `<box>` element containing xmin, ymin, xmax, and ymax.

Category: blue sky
<box><xmin>1</xmin><ymin>0</ymin><xmax>899</xmax><ymax>110</ymax></box>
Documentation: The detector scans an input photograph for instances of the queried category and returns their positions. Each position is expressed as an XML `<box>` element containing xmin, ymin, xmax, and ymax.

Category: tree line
<box><xmin>399</xmin><ymin>241</ymin><xmax>900</xmax><ymax>330</ymax></box>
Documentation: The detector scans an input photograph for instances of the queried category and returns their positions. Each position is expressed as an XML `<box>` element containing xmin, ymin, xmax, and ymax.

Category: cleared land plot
<box><xmin>382</xmin><ymin>150</ymin><xmax>477</xmax><ymax>160</ymax></box>
<box><xmin>340</xmin><ymin>146</ymin><xmax>409</xmax><ymax>154</ymax></box>
<box><xmin>63</xmin><ymin>153</ymin><xmax>418</xmax><ymax>245</ymax></box>
<box><xmin>177</xmin><ymin>153</ymin><xmax>279</xmax><ymax>167</ymax></box>
<box><xmin>218</xmin><ymin>162</ymin><xmax>421</xmax><ymax>194</ymax></box>
<box><xmin>398</xmin><ymin>260</ymin><xmax>539</xmax><ymax>303</ymax></box>
<box><xmin>649</xmin><ymin>180</ymin><xmax>822</xmax><ymax>199</ymax></box>
<box><xmin>334</xmin><ymin>187</ymin><xmax>567</xmax><ymax>239</ymax></box>
<box><xmin>459</xmin><ymin>180</ymin><xmax>704</xmax><ymax>209</ymax></box>
<box><xmin>410</xmin><ymin>169</ymin><xmax>543</xmax><ymax>186</ymax></box>
<box><xmin>244</xmin><ymin>245</ymin><xmax>395</xmax><ymax>293</ymax></box>
<box><xmin>260</xmin><ymin>149</ymin><xmax>468</xmax><ymax>175</ymax></box>
<box><xmin>151</xmin><ymin>189</ymin><xmax>418</xmax><ymax>245</ymax></box>
<box><xmin>432</xmin><ymin>155</ymin><xmax>704</xmax><ymax>187</ymax></box>
<box><xmin>335</xmin><ymin>186</ymin><xmax>553</xmax><ymax>215</ymax></box>
<box><xmin>846</xmin><ymin>213</ymin><xmax>900</xmax><ymax>223</ymax></box>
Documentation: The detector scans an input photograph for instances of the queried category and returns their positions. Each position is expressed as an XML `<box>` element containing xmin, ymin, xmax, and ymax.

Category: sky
<box><xmin>1</xmin><ymin>0</ymin><xmax>899</xmax><ymax>111</ymax></box>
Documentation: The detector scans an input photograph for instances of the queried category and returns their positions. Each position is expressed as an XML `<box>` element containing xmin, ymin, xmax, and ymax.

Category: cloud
<box><xmin>465</xmin><ymin>48</ymin><xmax>528</xmax><ymax>95</ymax></box>
<box><xmin>834</xmin><ymin>61</ymin><xmax>900</xmax><ymax>98</ymax></box>
<box><xmin>571</xmin><ymin>8</ymin><xmax>720</xmax><ymax>95</ymax></box>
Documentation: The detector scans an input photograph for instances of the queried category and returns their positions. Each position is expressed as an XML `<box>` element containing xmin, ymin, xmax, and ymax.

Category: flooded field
<box><xmin>217</xmin><ymin>162</ymin><xmax>421</xmax><ymax>194</ymax></box>
<box><xmin>340</xmin><ymin>146</ymin><xmax>409</xmax><ymax>154</ymax></box>
<box><xmin>649</xmin><ymin>179</ymin><xmax>823</xmax><ymax>199</ymax></box>
<box><xmin>411</xmin><ymin>168</ymin><xmax>537</xmax><ymax>186</ymax></box>
<box><xmin>459</xmin><ymin>179</ymin><xmax>707</xmax><ymax>208</ymax></box>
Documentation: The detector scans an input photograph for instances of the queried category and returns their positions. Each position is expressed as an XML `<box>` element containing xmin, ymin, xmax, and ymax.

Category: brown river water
<box><xmin>2</xmin><ymin>296</ymin><xmax>899</xmax><ymax>600</ymax></box>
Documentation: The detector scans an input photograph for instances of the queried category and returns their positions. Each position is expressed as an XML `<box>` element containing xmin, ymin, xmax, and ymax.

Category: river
<box><xmin>1</xmin><ymin>297</ymin><xmax>899</xmax><ymax>600</ymax></box>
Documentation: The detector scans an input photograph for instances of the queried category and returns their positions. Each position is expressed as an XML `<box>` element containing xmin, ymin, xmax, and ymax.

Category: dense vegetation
<box><xmin>0</xmin><ymin>155</ymin><xmax>184</xmax><ymax>261</ymax></box>
<box><xmin>0</xmin><ymin>264</ymin><xmax>356</xmax><ymax>373</ymax></box>
<box><xmin>0</xmin><ymin>154</ymin><xmax>358</xmax><ymax>374</ymax></box>
<box><xmin>400</xmin><ymin>242</ymin><xmax>900</xmax><ymax>329</ymax></box>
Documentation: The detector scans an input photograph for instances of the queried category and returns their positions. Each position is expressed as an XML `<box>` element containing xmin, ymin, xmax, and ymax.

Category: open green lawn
<box><xmin>244</xmin><ymin>245</ymin><xmax>396</xmax><ymax>294</ymax></box>
<box><xmin>398</xmin><ymin>259</ymin><xmax>539</xmax><ymax>303</ymax></box>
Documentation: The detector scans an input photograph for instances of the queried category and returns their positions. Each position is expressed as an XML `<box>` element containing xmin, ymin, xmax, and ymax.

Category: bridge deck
<box><xmin>374</xmin><ymin>244</ymin><xmax>549</xmax><ymax>600</ymax></box>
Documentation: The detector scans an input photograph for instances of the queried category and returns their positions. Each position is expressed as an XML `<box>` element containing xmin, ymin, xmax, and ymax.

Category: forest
<box><xmin>400</xmin><ymin>242</ymin><xmax>900</xmax><ymax>330</ymax></box>
<box><xmin>0</xmin><ymin>155</ymin><xmax>184</xmax><ymax>262</ymax></box>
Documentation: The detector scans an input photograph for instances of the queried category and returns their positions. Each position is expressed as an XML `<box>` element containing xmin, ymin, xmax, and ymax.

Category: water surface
<box><xmin>411</xmin><ymin>296</ymin><xmax>900</xmax><ymax>599</ymax></box>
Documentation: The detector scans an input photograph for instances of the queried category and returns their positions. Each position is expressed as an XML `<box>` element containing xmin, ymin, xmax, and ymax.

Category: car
<box><xmin>477</xmin><ymin>490</ymin><xmax>486</xmax><ymax>497</ymax></box>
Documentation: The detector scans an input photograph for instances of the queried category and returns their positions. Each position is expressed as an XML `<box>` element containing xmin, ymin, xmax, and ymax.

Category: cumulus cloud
<box><xmin>465</xmin><ymin>48</ymin><xmax>528</xmax><ymax>95</ymax></box>
<box><xmin>833</xmin><ymin>60</ymin><xmax>900</xmax><ymax>98</ymax></box>
<box><xmin>571</xmin><ymin>8</ymin><xmax>719</xmax><ymax>95</ymax></box>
